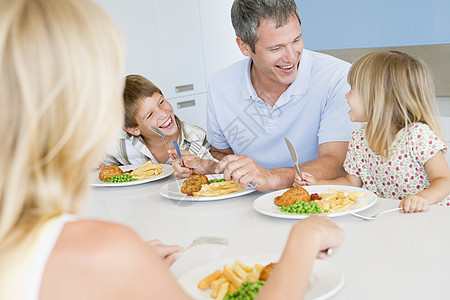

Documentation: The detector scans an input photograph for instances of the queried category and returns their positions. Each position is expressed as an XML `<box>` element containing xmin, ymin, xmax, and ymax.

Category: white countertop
<box><xmin>84</xmin><ymin>174</ymin><xmax>450</xmax><ymax>299</ymax></box>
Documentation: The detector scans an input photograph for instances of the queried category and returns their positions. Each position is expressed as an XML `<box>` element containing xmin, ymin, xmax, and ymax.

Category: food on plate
<box><xmin>102</xmin><ymin>173</ymin><xmax>138</xmax><ymax>183</ymax></box>
<box><xmin>274</xmin><ymin>187</ymin><xmax>366</xmax><ymax>214</ymax></box>
<box><xmin>99</xmin><ymin>165</ymin><xmax>123</xmax><ymax>181</ymax></box>
<box><xmin>224</xmin><ymin>281</ymin><xmax>264</xmax><ymax>300</ymax></box>
<box><xmin>314</xmin><ymin>188</ymin><xmax>365</xmax><ymax>213</ymax></box>
<box><xmin>129</xmin><ymin>161</ymin><xmax>163</xmax><ymax>180</ymax></box>
<box><xmin>193</xmin><ymin>180</ymin><xmax>243</xmax><ymax>197</ymax></box>
<box><xmin>258</xmin><ymin>262</ymin><xmax>277</xmax><ymax>281</ymax></box>
<box><xmin>274</xmin><ymin>186</ymin><xmax>310</xmax><ymax>206</ymax></box>
<box><xmin>197</xmin><ymin>260</ymin><xmax>271</xmax><ymax>300</ymax></box>
<box><xmin>181</xmin><ymin>174</ymin><xmax>210</xmax><ymax>196</ymax></box>
<box><xmin>278</xmin><ymin>200</ymin><xmax>324</xmax><ymax>214</ymax></box>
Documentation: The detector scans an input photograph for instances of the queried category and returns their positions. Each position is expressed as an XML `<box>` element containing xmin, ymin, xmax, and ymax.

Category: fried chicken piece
<box><xmin>259</xmin><ymin>262</ymin><xmax>277</xmax><ymax>281</ymax></box>
<box><xmin>99</xmin><ymin>165</ymin><xmax>123</xmax><ymax>181</ymax></box>
<box><xmin>181</xmin><ymin>174</ymin><xmax>209</xmax><ymax>196</ymax></box>
<box><xmin>274</xmin><ymin>186</ymin><xmax>311</xmax><ymax>206</ymax></box>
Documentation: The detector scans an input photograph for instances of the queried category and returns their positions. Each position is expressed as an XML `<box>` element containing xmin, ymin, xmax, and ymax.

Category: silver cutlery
<box><xmin>350</xmin><ymin>207</ymin><xmax>402</xmax><ymax>220</ymax></box>
<box><xmin>173</xmin><ymin>140</ymin><xmax>184</xmax><ymax>167</ymax></box>
<box><xmin>148</xmin><ymin>125</ymin><xmax>169</xmax><ymax>151</ymax></box>
<box><xmin>188</xmin><ymin>141</ymin><xmax>257</xmax><ymax>189</ymax></box>
<box><xmin>181</xmin><ymin>236</ymin><xmax>229</xmax><ymax>253</ymax></box>
<box><xmin>284</xmin><ymin>137</ymin><xmax>302</xmax><ymax>178</ymax></box>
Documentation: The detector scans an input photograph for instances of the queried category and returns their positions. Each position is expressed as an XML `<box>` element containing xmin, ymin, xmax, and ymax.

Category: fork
<box><xmin>148</xmin><ymin>125</ymin><xmax>169</xmax><ymax>151</ymax></box>
<box><xmin>350</xmin><ymin>207</ymin><xmax>402</xmax><ymax>220</ymax></box>
<box><xmin>181</xmin><ymin>236</ymin><xmax>229</xmax><ymax>253</ymax></box>
<box><xmin>189</xmin><ymin>141</ymin><xmax>258</xmax><ymax>189</ymax></box>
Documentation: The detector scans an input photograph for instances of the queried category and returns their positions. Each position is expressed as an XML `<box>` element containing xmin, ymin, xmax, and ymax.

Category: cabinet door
<box><xmin>169</xmin><ymin>93</ymin><xmax>207</xmax><ymax>130</ymax></box>
<box><xmin>151</xmin><ymin>0</ymin><xmax>207</xmax><ymax>99</ymax></box>
<box><xmin>199</xmin><ymin>0</ymin><xmax>245</xmax><ymax>80</ymax></box>
<box><xmin>93</xmin><ymin>0</ymin><xmax>158</xmax><ymax>77</ymax></box>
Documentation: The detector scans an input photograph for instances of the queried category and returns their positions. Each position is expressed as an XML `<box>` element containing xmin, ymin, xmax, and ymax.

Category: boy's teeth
<box><xmin>161</xmin><ymin>117</ymin><xmax>172</xmax><ymax>128</ymax></box>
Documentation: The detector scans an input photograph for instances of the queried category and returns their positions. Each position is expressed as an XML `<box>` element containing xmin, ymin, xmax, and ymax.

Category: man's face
<box><xmin>250</xmin><ymin>13</ymin><xmax>304</xmax><ymax>87</ymax></box>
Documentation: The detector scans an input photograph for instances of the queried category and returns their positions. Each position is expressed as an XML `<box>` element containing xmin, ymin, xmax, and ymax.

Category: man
<box><xmin>172</xmin><ymin>0</ymin><xmax>358</xmax><ymax>191</ymax></box>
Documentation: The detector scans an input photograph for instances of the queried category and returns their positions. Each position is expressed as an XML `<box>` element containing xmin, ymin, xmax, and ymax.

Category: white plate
<box><xmin>159</xmin><ymin>174</ymin><xmax>255</xmax><ymax>201</ymax></box>
<box><xmin>177</xmin><ymin>253</ymin><xmax>344</xmax><ymax>300</ymax></box>
<box><xmin>253</xmin><ymin>185</ymin><xmax>377</xmax><ymax>219</ymax></box>
<box><xmin>89</xmin><ymin>164</ymin><xmax>173</xmax><ymax>187</ymax></box>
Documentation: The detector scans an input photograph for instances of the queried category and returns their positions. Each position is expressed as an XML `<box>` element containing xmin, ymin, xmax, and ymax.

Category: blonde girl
<box><xmin>0</xmin><ymin>0</ymin><xmax>344</xmax><ymax>299</ymax></box>
<box><xmin>296</xmin><ymin>51</ymin><xmax>450</xmax><ymax>213</ymax></box>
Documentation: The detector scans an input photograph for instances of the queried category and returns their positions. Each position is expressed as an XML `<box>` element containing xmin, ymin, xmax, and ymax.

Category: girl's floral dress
<box><xmin>344</xmin><ymin>122</ymin><xmax>450</xmax><ymax>206</ymax></box>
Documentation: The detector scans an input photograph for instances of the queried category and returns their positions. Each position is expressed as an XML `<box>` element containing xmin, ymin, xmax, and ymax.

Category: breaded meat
<box><xmin>259</xmin><ymin>262</ymin><xmax>277</xmax><ymax>281</ymax></box>
<box><xmin>181</xmin><ymin>174</ymin><xmax>209</xmax><ymax>196</ymax></box>
<box><xmin>99</xmin><ymin>165</ymin><xmax>123</xmax><ymax>181</ymax></box>
<box><xmin>274</xmin><ymin>186</ymin><xmax>311</xmax><ymax>206</ymax></box>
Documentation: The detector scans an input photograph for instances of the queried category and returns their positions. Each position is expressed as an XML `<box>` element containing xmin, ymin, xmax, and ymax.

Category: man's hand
<box><xmin>146</xmin><ymin>239</ymin><xmax>182</xmax><ymax>267</ymax></box>
<box><xmin>215</xmin><ymin>154</ymin><xmax>295</xmax><ymax>191</ymax></box>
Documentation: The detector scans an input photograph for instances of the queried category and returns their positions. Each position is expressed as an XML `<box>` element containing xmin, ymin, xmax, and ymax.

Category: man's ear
<box><xmin>236</xmin><ymin>36</ymin><xmax>252</xmax><ymax>57</ymax></box>
<box><xmin>124</xmin><ymin>127</ymin><xmax>141</xmax><ymax>136</ymax></box>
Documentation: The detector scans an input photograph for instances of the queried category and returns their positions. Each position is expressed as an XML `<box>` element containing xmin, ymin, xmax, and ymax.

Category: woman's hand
<box><xmin>291</xmin><ymin>216</ymin><xmax>345</xmax><ymax>259</ymax></box>
<box><xmin>146</xmin><ymin>239</ymin><xmax>182</xmax><ymax>267</ymax></box>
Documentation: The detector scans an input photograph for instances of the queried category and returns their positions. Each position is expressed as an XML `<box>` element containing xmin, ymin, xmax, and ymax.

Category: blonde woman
<box><xmin>296</xmin><ymin>51</ymin><xmax>450</xmax><ymax>212</ymax></box>
<box><xmin>0</xmin><ymin>0</ymin><xmax>344</xmax><ymax>299</ymax></box>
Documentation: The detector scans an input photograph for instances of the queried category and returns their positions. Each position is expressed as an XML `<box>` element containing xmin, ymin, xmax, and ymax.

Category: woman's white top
<box><xmin>0</xmin><ymin>214</ymin><xmax>77</xmax><ymax>300</ymax></box>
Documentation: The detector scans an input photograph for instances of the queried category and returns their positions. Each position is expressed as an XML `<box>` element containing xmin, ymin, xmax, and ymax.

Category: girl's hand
<box><xmin>293</xmin><ymin>172</ymin><xmax>316</xmax><ymax>187</ymax></box>
<box><xmin>399</xmin><ymin>194</ymin><xmax>429</xmax><ymax>213</ymax></box>
<box><xmin>146</xmin><ymin>239</ymin><xmax>182</xmax><ymax>267</ymax></box>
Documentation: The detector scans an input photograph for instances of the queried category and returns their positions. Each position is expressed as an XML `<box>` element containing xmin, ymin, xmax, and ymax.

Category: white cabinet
<box><xmin>169</xmin><ymin>93</ymin><xmax>207</xmax><ymax>129</ymax></box>
<box><xmin>93</xmin><ymin>0</ymin><xmax>244</xmax><ymax>129</ymax></box>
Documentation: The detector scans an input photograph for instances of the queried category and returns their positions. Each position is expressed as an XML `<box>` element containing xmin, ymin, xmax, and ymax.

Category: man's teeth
<box><xmin>279</xmin><ymin>64</ymin><xmax>294</xmax><ymax>69</ymax></box>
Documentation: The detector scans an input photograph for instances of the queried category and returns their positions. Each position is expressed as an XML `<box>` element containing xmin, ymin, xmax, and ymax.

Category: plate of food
<box><xmin>253</xmin><ymin>185</ymin><xmax>377</xmax><ymax>219</ymax></box>
<box><xmin>177</xmin><ymin>253</ymin><xmax>344</xmax><ymax>300</ymax></box>
<box><xmin>89</xmin><ymin>161</ymin><xmax>173</xmax><ymax>187</ymax></box>
<box><xmin>159</xmin><ymin>174</ymin><xmax>255</xmax><ymax>201</ymax></box>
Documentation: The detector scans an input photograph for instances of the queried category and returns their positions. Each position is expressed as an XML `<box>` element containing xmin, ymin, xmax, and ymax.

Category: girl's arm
<box><xmin>295</xmin><ymin>172</ymin><xmax>363</xmax><ymax>188</ymax></box>
<box><xmin>400</xmin><ymin>151</ymin><xmax>450</xmax><ymax>212</ymax></box>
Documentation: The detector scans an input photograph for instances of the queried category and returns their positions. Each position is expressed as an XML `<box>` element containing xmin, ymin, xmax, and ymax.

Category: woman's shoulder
<box><xmin>41</xmin><ymin>220</ymin><xmax>167</xmax><ymax>299</ymax></box>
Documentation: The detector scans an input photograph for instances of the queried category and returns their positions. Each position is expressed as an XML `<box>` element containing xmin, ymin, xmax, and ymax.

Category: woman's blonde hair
<box><xmin>0</xmin><ymin>0</ymin><xmax>124</xmax><ymax>254</ymax></box>
<box><xmin>348</xmin><ymin>50</ymin><xmax>443</xmax><ymax>158</ymax></box>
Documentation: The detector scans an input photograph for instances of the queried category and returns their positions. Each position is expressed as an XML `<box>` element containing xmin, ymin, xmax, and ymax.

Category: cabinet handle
<box><xmin>175</xmin><ymin>84</ymin><xmax>194</xmax><ymax>93</ymax></box>
<box><xmin>177</xmin><ymin>99</ymin><xmax>195</xmax><ymax>109</ymax></box>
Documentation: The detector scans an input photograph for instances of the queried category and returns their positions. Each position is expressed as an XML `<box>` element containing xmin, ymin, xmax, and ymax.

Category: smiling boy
<box><xmin>103</xmin><ymin>75</ymin><xmax>208</xmax><ymax>165</ymax></box>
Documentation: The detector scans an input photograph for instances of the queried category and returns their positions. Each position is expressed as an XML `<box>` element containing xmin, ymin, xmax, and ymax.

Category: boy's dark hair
<box><xmin>123</xmin><ymin>75</ymin><xmax>163</xmax><ymax>128</ymax></box>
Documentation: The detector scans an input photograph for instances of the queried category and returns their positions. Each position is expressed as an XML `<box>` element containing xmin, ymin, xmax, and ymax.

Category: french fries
<box><xmin>198</xmin><ymin>259</ymin><xmax>264</xmax><ymax>300</ymax></box>
<box><xmin>314</xmin><ymin>188</ymin><xmax>365</xmax><ymax>213</ymax></box>
<box><xmin>129</xmin><ymin>161</ymin><xmax>163</xmax><ymax>180</ymax></box>
<box><xmin>193</xmin><ymin>180</ymin><xmax>243</xmax><ymax>197</ymax></box>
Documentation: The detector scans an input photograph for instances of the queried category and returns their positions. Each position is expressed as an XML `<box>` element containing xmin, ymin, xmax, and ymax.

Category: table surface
<box><xmin>84</xmin><ymin>174</ymin><xmax>450</xmax><ymax>300</ymax></box>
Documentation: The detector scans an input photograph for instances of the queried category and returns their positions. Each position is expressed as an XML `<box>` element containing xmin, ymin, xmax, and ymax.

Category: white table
<box><xmin>84</xmin><ymin>174</ymin><xmax>450</xmax><ymax>299</ymax></box>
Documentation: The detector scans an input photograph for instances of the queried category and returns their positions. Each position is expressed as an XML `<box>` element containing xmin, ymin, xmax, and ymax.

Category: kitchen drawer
<box><xmin>169</xmin><ymin>93</ymin><xmax>207</xmax><ymax>130</ymax></box>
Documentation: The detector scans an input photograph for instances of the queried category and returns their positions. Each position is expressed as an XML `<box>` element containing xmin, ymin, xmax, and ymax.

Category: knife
<box><xmin>284</xmin><ymin>137</ymin><xmax>302</xmax><ymax>178</ymax></box>
<box><xmin>172</xmin><ymin>140</ymin><xmax>184</xmax><ymax>167</ymax></box>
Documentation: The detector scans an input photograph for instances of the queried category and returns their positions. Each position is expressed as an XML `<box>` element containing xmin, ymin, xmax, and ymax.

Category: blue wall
<box><xmin>296</xmin><ymin>0</ymin><xmax>450</xmax><ymax>50</ymax></box>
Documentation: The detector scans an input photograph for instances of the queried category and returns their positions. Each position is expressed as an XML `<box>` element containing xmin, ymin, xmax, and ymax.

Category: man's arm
<box><xmin>300</xmin><ymin>141</ymin><xmax>348</xmax><ymax>179</ymax></box>
<box><xmin>211</xmin><ymin>146</ymin><xmax>234</xmax><ymax>160</ymax></box>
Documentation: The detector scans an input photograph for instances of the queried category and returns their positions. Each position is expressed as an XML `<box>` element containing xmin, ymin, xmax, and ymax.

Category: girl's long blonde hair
<box><xmin>0</xmin><ymin>0</ymin><xmax>124</xmax><ymax>255</ymax></box>
<box><xmin>348</xmin><ymin>50</ymin><xmax>443</xmax><ymax>158</ymax></box>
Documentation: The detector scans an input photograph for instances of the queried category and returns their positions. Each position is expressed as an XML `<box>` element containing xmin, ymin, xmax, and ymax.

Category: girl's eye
<box><xmin>159</xmin><ymin>99</ymin><xmax>165</xmax><ymax>105</ymax></box>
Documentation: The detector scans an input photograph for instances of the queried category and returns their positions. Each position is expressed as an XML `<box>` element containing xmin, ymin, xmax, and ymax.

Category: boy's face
<box><xmin>127</xmin><ymin>93</ymin><xmax>178</xmax><ymax>138</ymax></box>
